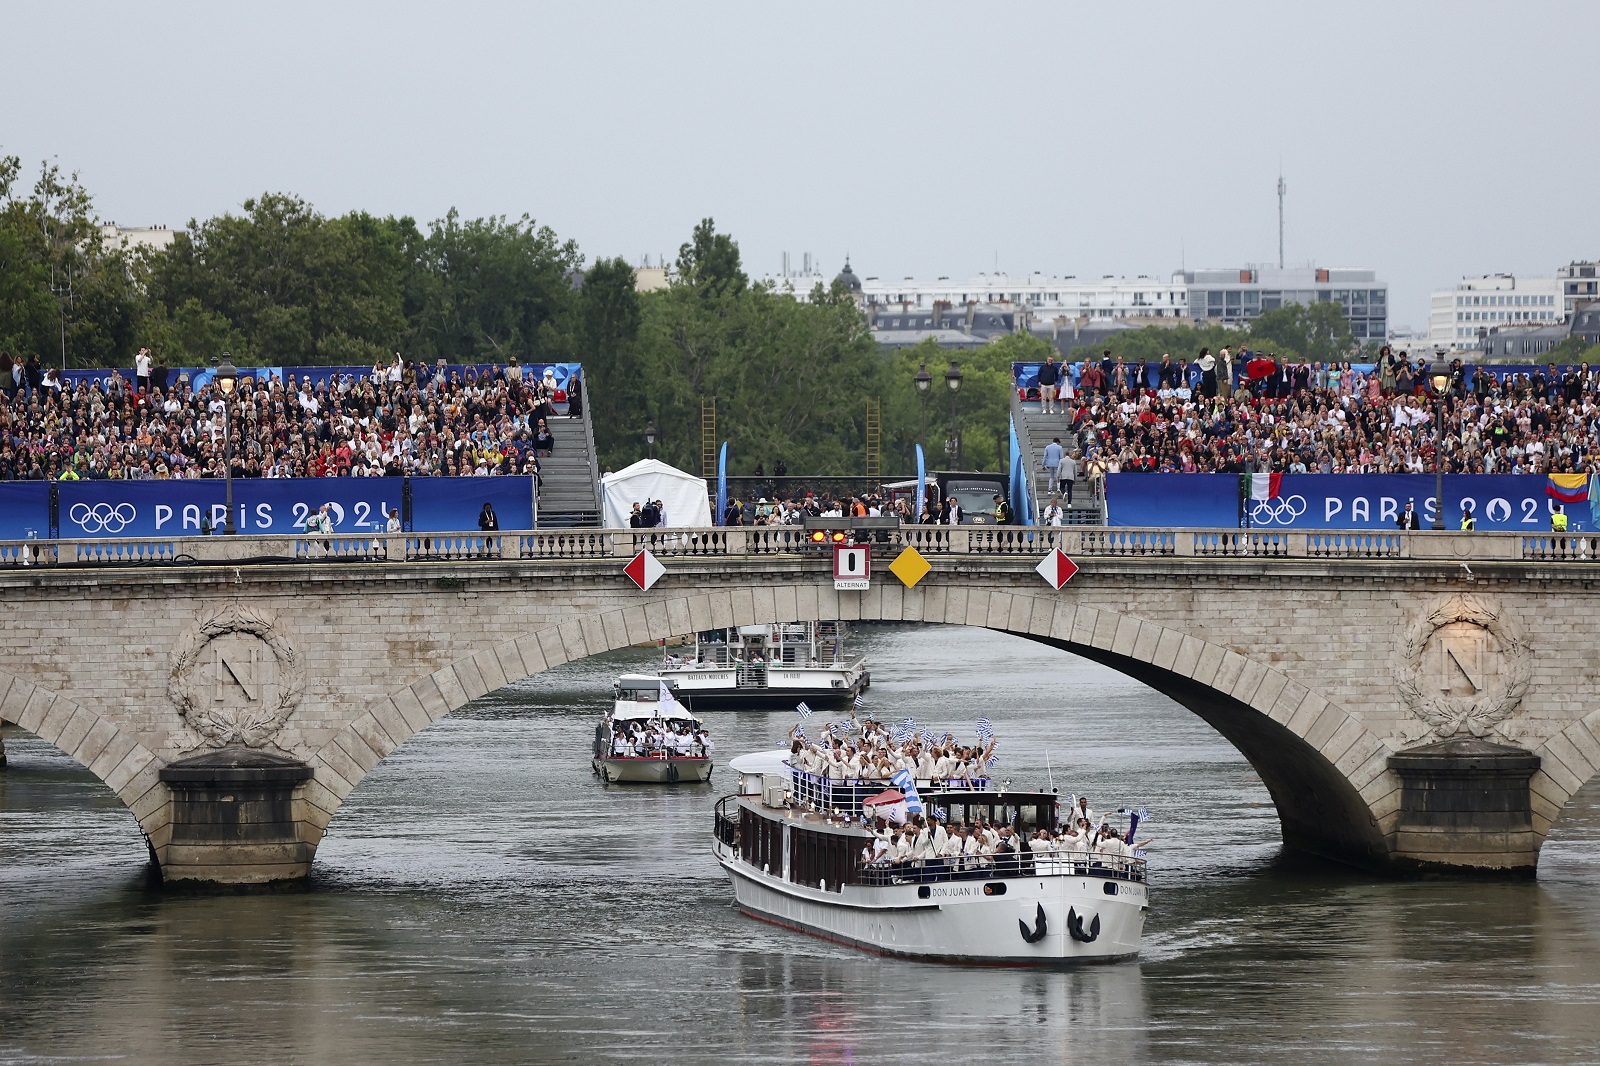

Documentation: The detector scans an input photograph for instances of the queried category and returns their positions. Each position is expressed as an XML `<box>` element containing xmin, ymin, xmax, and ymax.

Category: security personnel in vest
<box><xmin>993</xmin><ymin>493</ymin><xmax>1014</xmax><ymax>524</ymax></box>
<box><xmin>1460</xmin><ymin>504</ymin><xmax>1476</xmax><ymax>531</ymax></box>
<box><xmin>1552</xmin><ymin>504</ymin><xmax>1569</xmax><ymax>533</ymax></box>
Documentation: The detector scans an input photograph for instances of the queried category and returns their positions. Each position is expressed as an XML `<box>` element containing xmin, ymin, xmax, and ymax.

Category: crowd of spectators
<box><xmin>0</xmin><ymin>353</ymin><xmax>567</xmax><ymax>482</ymax></box>
<box><xmin>1033</xmin><ymin>347</ymin><xmax>1600</xmax><ymax>478</ymax></box>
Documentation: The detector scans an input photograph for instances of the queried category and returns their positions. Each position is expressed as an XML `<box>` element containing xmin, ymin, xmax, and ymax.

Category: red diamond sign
<box><xmin>623</xmin><ymin>549</ymin><xmax>665</xmax><ymax>591</ymax></box>
<box><xmin>1035</xmin><ymin>548</ymin><xmax>1079</xmax><ymax>590</ymax></box>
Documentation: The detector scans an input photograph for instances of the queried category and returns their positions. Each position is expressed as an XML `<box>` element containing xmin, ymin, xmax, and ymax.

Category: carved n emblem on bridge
<box><xmin>1397</xmin><ymin>595</ymin><xmax>1531</xmax><ymax>741</ymax></box>
<box><xmin>214</xmin><ymin>640</ymin><xmax>262</xmax><ymax>703</ymax></box>
<box><xmin>169</xmin><ymin>606</ymin><xmax>305</xmax><ymax>752</ymax></box>
<box><xmin>1431</xmin><ymin>622</ymin><xmax>1498</xmax><ymax>697</ymax></box>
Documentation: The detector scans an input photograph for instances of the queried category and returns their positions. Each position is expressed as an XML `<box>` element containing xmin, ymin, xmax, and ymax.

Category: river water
<box><xmin>3</xmin><ymin>625</ymin><xmax>1599</xmax><ymax>1065</ymax></box>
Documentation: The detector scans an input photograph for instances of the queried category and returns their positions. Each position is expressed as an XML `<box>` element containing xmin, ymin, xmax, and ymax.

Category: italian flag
<box><xmin>1249</xmin><ymin>473</ymin><xmax>1283</xmax><ymax>502</ymax></box>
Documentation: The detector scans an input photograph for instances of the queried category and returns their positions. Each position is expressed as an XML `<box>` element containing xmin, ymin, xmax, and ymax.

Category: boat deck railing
<box><xmin>854</xmin><ymin>852</ymin><xmax>1146</xmax><ymax>886</ymax></box>
<box><xmin>787</xmin><ymin>766</ymin><xmax>991</xmax><ymax>814</ymax></box>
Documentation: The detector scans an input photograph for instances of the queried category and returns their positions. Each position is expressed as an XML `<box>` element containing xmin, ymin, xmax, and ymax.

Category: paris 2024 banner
<box><xmin>1105</xmin><ymin>473</ymin><xmax>1594</xmax><ymax>532</ymax></box>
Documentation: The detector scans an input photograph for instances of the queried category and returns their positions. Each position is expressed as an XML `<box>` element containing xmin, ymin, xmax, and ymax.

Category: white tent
<box><xmin>600</xmin><ymin>459</ymin><xmax>712</xmax><ymax>528</ymax></box>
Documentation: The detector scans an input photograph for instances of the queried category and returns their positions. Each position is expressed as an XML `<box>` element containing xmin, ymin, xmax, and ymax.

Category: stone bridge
<box><xmin>2</xmin><ymin>524</ymin><xmax>1598</xmax><ymax>887</ymax></box>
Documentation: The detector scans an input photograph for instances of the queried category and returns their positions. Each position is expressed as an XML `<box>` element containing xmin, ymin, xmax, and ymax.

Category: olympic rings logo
<box><xmin>1248</xmin><ymin>495</ymin><xmax>1308</xmax><ymax>525</ymax></box>
<box><xmin>69</xmin><ymin>502</ymin><xmax>137</xmax><ymax>534</ymax></box>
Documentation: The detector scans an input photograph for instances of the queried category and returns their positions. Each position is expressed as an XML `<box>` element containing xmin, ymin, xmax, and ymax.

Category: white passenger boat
<box><xmin>592</xmin><ymin>674</ymin><xmax>713</xmax><ymax>784</ymax></box>
<box><xmin>660</xmin><ymin>622</ymin><xmax>868</xmax><ymax>711</ymax></box>
<box><xmin>713</xmin><ymin>750</ymin><xmax>1147</xmax><ymax>965</ymax></box>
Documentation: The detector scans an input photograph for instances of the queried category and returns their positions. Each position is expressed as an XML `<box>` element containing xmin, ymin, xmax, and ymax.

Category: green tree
<box><xmin>404</xmin><ymin>209</ymin><xmax>582</xmax><ymax>363</ymax></box>
<box><xmin>146</xmin><ymin>193</ymin><xmax>411</xmax><ymax>365</ymax></box>
<box><xmin>0</xmin><ymin>152</ymin><xmax>146</xmax><ymax>367</ymax></box>
<box><xmin>1246</xmin><ymin>300</ymin><xmax>1355</xmax><ymax>364</ymax></box>
<box><xmin>674</xmin><ymin>217</ymin><xmax>746</xmax><ymax>298</ymax></box>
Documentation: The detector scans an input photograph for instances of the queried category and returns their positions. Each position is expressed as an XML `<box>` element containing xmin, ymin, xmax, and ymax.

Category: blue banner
<box><xmin>914</xmin><ymin>444</ymin><xmax>926</xmax><ymax>521</ymax></box>
<box><xmin>1251</xmin><ymin>474</ymin><xmax>1574</xmax><ymax>532</ymax></box>
<box><xmin>1106</xmin><ymin>473</ymin><xmax>1585</xmax><ymax>532</ymax></box>
<box><xmin>410</xmin><ymin>478</ymin><xmax>535</xmax><ymax>533</ymax></box>
<box><xmin>716</xmin><ymin>442</ymin><xmax>728</xmax><ymax>526</ymax></box>
<box><xmin>0</xmin><ymin>483</ymin><xmax>51</xmax><ymax>539</ymax></box>
<box><xmin>58</xmin><ymin>362</ymin><xmax>584</xmax><ymax>393</ymax></box>
<box><xmin>1007</xmin><ymin>417</ymin><xmax>1033</xmax><ymax>526</ymax></box>
<box><xmin>1106</xmin><ymin>474</ymin><xmax>1241</xmax><ymax>528</ymax></box>
<box><xmin>46</xmin><ymin>477</ymin><xmax>534</xmax><ymax>538</ymax></box>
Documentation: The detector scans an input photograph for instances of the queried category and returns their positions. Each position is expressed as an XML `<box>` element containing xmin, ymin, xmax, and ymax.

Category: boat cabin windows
<box><xmin>788</xmin><ymin>827</ymin><xmax>853</xmax><ymax>893</ymax></box>
<box><xmin>937</xmin><ymin>795</ymin><xmax>1058</xmax><ymax>833</ymax></box>
<box><xmin>615</xmin><ymin>682</ymin><xmax>661</xmax><ymax>703</ymax></box>
<box><xmin>739</xmin><ymin>806</ymin><xmax>784</xmax><ymax>874</ymax></box>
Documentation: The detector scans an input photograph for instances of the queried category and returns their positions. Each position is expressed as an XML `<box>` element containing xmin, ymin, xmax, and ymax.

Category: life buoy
<box><xmin>1018</xmin><ymin>903</ymin><xmax>1048</xmax><ymax>944</ymax></box>
<box><xmin>1067</xmin><ymin>906</ymin><xmax>1101</xmax><ymax>943</ymax></box>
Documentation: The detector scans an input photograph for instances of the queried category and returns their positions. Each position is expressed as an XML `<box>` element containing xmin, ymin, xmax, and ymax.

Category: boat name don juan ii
<box><xmin>712</xmin><ymin>723</ymin><xmax>1150</xmax><ymax>966</ymax></box>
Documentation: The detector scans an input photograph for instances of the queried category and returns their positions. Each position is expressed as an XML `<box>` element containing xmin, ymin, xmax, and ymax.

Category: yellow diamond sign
<box><xmin>888</xmin><ymin>546</ymin><xmax>931</xmax><ymax>588</ymax></box>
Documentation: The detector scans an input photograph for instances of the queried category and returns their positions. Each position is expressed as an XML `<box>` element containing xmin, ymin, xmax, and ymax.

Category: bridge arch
<box><xmin>311</xmin><ymin>583</ymin><xmax>1399</xmax><ymax>870</ymax></box>
<box><xmin>0</xmin><ymin>670</ymin><xmax>168</xmax><ymax>851</ymax></box>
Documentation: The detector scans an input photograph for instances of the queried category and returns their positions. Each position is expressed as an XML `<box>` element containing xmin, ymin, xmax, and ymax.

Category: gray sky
<box><xmin>7</xmin><ymin>0</ymin><xmax>1596</xmax><ymax>330</ymax></box>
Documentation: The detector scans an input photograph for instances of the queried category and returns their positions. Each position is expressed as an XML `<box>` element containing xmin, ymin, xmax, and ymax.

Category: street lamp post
<box><xmin>214</xmin><ymin>355</ymin><xmax>239</xmax><ymax>535</ymax></box>
<box><xmin>913</xmin><ymin>361</ymin><xmax>932</xmax><ymax>446</ymax></box>
<box><xmin>1429</xmin><ymin>352</ymin><xmax>1451</xmax><ymax>531</ymax></box>
<box><xmin>944</xmin><ymin>360</ymin><xmax>963</xmax><ymax>468</ymax></box>
<box><xmin>644</xmin><ymin>421</ymin><xmax>657</xmax><ymax>461</ymax></box>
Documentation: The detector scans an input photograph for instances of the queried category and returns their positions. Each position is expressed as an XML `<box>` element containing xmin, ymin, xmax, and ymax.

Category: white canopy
<box><xmin>600</xmin><ymin>459</ymin><xmax>712</xmax><ymax>529</ymax></box>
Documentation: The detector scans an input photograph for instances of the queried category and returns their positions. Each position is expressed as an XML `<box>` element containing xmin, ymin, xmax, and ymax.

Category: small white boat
<box><xmin>660</xmin><ymin>622</ymin><xmax>868</xmax><ymax>711</ymax></box>
<box><xmin>713</xmin><ymin>749</ymin><xmax>1148</xmax><ymax>966</ymax></box>
<box><xmin>593</xmin><ymin>674</ymin><xmax>713</xmax><ymax>785</ymax></box>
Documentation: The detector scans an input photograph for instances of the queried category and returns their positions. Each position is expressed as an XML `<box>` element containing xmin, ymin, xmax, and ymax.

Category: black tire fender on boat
<box><xmin>1067</xmin><ymin>906</ymin><xmax>1101</xmax><ymax>943</ymax></box>
<box><xmin>1019</xmin><ymin>903</ymin><xmax>1048</xmax><ymax>944</ymax></box>
<box><xmin>667</xmin><ymin>761</ymin><xmax>680</xmax><ymax>784</ymax></box>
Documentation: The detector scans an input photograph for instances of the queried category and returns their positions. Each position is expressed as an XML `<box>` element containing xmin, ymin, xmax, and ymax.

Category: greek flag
<box><xmin>900</xmin><ymin>716</ymin><xmax>916</xmax><ymax>731</ymax></box>
<box><xmin>893</xmin><ymin>727</ymin><xmax>912</xmax><ymax>744</ymax></box>
<box><xmin>796</xmin><ymin>702</ymin><xmax>812</xmax><ymax>719</ymax></box>
<box><xmin>919</xmin><ymin>728</ymin><xmax>936</xmax><ymax>746</ymax></box>
<box><xmin>890</xmin><ymin>768</ymin><xmax>924</xmax><ymax>815</ymax></box>
<box><xmin>987</xmin><ymin>753</ymin><xmax>1000</xmax><ymax>768</ymax></box>
<box><xmin>794</xmin><ymin>725</ymin><xmax>806</xmax><ymax>741</ymax></box>
<box><xmin>976</xmin><ymin>717</ymin><xmax>993</xmax><ymax>739</ymax></box>
<box><xmin>829</xmin><ymin>720</ymin><xmax>844</xmax><ymax>737</ymax></box>
<box><xmin>853</xmin><ymin>693</ymin><xmax>865</xmax><ymax>710</ymax></box>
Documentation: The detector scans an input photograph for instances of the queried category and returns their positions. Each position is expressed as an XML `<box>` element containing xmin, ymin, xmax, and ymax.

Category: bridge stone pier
<box><xmin>2</xmin><ymin>525</ymin><xmax>1599</xmax><ymax>887</ymax></box>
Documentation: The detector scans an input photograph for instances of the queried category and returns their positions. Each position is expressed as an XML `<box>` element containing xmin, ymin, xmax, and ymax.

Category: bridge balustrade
<box><xmin>0</xmin><ymin>526</ymin><xmax>1593</xmax><ymax>569</ymax></box>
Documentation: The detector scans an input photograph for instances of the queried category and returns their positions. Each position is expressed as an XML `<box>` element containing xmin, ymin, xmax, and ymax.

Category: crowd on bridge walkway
<box><xmin>0</xmin><ymin>353</ymin><xmax>566</xmax><ymax>482</ymax></box>
<box><xmin>1024</xmin><ymin>347</ymin><xmax>1600</xmax><ymax>483</ymax></box>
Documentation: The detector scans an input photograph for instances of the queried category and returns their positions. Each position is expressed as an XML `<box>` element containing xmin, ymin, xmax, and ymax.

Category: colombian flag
<box><xmin>1546</xmin><ymin>473</ymin><xmax>1589</xmax><ymax>504</ymax></box>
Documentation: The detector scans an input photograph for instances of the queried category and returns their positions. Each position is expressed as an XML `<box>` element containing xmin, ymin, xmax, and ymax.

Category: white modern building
<box><xmin>1558</xmin><ymin>261</ymin><xmax>1600</xmax><ymax>317</ymax></box>
<box><xmin>1427</xmin><ymin>274</ymin><xmax>1561</xmax><ymax>352</ymax></box>
<box><xmin>855</xmin><ymin>269</ymin><xmax>1189</xmax><ymax>320</ymax></box>
<box><xmin>97</xmin><ymin>223</ymin><xmax>180</xmax><ymax>256</ymax></box>
<box><xmin>1178</xmin><ymin>266</ymin><xmax>1389</xmax><ymax>342</ymax></box>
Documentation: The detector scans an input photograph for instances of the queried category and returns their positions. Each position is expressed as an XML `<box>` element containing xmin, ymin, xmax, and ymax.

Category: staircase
<box><xmin>537</xmin><ymin>410</ymin><xmax>601</xmax><ymax>528</ymax></box>
<box><xmin>1010</xmin><ymin>391</ymin><xmax>1105</xmax><ymax>525</ymax></box>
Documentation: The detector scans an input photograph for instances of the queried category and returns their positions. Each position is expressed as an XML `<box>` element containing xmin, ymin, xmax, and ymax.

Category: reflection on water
<box><xmin>3</xmin><ymin>624</ymin><xmax>1599</xmax><ymax>1065</ymax></box>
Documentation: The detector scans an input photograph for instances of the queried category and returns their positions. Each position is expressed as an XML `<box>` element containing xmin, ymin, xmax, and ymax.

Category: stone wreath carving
<box><xmin>168</xmin><ymin>604</ymin><xmax>305</xmax><ymax>748</ymax></box>
<box><xmin>1396</xmin><ymin>594</ymin><xmax>1531</xmax><ymax>741</ymax></box>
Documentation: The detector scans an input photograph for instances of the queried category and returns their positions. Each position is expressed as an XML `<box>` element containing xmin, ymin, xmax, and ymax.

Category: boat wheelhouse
<box><xmin>593</xmin><ymin>674</ymin><xmax>713</xmax><ymax>784</ymax></box>
<box><xmin>660</xmin><ymin>622</ymin><xmax>868</xmax><ymax>711</ymax></box>
<box><xmin>713</xmin><ymin>750</ymin><xmax>1148</xmax><ymax>966</ymax></box>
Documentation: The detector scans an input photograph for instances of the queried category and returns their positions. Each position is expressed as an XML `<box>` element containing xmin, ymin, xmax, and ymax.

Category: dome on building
<box><xmin>834</xmin><ymin>258</ymin><xmax>862</xmax><ymax>294</ymax></box>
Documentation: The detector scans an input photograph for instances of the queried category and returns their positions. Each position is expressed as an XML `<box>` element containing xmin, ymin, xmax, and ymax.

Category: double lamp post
<box><xmin>912</xmin><ymin>359</ymin><xmax>963</xmax><ymax>467</ymax></box>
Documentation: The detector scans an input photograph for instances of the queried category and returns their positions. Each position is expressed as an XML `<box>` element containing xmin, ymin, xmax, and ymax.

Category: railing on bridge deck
<box><xmin>3</xmin><ymin>526</ymin><xmax>1599</xmax><ymax>570</ymax></box>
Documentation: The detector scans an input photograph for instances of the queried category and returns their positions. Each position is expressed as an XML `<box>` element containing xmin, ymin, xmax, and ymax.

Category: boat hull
<box><xmin>715</xmin><ymin>847</ymin><xmax>1145</xmax><ymax>966</ymax></box>
<box><xmin>594</xmin><ymin>756</ymin><xmax>712</xmax><ymax>784</ymax></box>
